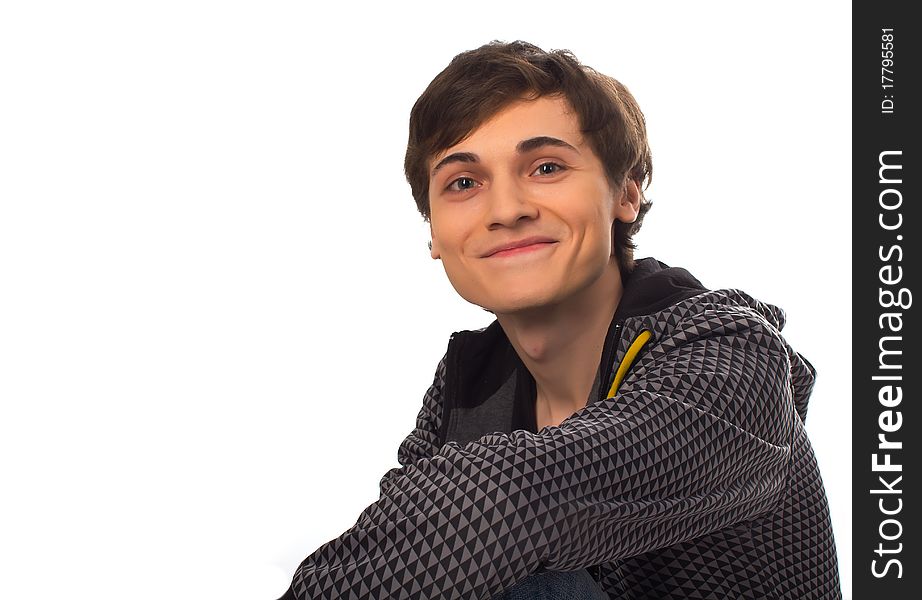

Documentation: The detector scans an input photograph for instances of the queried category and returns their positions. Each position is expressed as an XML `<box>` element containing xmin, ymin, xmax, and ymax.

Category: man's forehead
<box><xmin>428</xmin><ymin>96</ymin><xmax>585</xmax><ymax>168</ymax></box>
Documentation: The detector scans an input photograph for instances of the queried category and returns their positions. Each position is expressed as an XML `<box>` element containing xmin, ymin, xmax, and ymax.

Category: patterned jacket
<box><xmin>280</xmin><ymin>257</ymin><xmax>842</xmax><ymax>599</ymax></box>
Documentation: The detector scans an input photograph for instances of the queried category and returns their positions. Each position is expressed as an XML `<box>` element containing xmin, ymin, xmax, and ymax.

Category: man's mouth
<box><xmin>482</xmin><ymin>236</ymin><xmax>558</xmax><ymax>258</ymax></box>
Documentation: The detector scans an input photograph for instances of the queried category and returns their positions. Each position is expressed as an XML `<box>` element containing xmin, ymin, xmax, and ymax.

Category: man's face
<box><xmin>427</xmin><ymin>95</ymin><xmax>640</xmax><ymax>315</ymax></box>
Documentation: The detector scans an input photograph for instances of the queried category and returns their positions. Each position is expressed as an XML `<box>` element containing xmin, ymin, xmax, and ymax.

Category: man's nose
<box><xmin>484</xmin><ymin>175</ymin><xmax>538</xmax><ymax>229</ymax></box>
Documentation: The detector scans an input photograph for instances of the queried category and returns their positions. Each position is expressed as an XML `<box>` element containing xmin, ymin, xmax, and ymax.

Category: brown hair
<box><xmin>404</xmin><ymin>40</ymin><xmax>653</xmax><ymax>278</ymax></box>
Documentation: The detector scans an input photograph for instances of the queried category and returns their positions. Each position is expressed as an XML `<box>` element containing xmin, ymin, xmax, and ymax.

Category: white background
<box><xmin>0</xmin><ymin>1</ymin><xmax>851</xmax><ymax>598</ymax></box>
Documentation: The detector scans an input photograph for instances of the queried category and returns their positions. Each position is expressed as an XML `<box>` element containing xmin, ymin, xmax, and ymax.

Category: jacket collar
<box><xmin>611</xmin><ymin>257</ymin><xmax>709</xmax><ymax>321</ymax></box>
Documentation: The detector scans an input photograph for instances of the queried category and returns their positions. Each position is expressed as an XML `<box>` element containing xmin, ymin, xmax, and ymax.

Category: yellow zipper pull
<box><xmin>606</xmin><ymin>329</ymin><xmax>652</xmax><ymax>399</ymax></box>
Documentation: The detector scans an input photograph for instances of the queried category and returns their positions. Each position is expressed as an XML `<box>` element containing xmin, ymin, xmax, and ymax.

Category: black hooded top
<box><xmin>281</xmin><ymin>257</ymin><xmax>842</xmax><ymax>599</ymax></box>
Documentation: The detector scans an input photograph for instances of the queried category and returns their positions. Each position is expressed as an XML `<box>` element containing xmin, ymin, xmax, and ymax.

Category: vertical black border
<box><xmin>853</xmin><ymin>2</ymin><xmax>919</xmax><ymax>597</ymax></box>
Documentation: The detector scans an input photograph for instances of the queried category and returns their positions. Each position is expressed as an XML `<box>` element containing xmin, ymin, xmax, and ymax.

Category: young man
<box><xmin>280</xmin><ymin>41</ymin><xmax>842</xmax><ymax>599</ymax></box>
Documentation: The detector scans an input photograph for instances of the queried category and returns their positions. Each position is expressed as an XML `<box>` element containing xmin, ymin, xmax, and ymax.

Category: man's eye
<box><xmin>447</xmin><ymin>176</ymin><xmax>479</xmax><ymax>192</ymax></box>
<box><xmin>533</xmin><ymin>162</ymin><xmax>566</xmax><ymax>176</ymax></box>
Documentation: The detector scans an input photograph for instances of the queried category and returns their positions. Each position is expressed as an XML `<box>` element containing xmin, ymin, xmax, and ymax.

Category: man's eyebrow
<box><xmin>429</xmin><ymin>136</ymin><xmax>580</xmax><ymax>178</ymax></box>
<box><xmin>430</xmin><ymin>152</ymin><xmax>478</xmax><ymax>178</ymax></box>
<box><xmin>515</xmin><ymin>135</ymin><xmax>580</xmax><ymax>155</ymax></box>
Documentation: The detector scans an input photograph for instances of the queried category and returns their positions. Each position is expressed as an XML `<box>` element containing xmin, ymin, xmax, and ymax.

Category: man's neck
<box><xmin>495</xmin><ymin>261</ymin><xmax>624</xmax><ymax>428</ymax></box>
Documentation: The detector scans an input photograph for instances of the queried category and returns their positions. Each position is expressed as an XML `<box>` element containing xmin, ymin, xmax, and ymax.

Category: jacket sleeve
<box><xmin>376</xmin><ymin>355</ymin><xmax>447</xmax><ymax>497</ymax></box>
<box><xmin>285</xmin><ymin>307</ymin><xmax>797</xmax><ymax>600</ymax></box>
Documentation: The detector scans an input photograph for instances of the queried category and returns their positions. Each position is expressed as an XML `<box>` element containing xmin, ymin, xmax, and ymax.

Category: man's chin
<box><xmin>473</xmin><ymin>293</ymin><xmax>561</xmax><ymax>318</ymax></box>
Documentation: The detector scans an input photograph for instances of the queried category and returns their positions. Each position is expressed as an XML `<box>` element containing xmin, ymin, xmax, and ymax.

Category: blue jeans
<box><xmin>490</xmin><ymin>568</ymin><xmax>610</xmax><ymax>600</ymax></box>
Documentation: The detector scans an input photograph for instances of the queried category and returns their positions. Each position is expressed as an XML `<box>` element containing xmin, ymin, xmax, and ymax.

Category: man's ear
<box><xmin>429</xmin><ymin>222</ymin><xmax>441</xmax><ymax>260</ymax></box>
<box><xmin>613</xmin><ymin>178</ymin><xmax>641</xmax><ymax>224</ymax></box>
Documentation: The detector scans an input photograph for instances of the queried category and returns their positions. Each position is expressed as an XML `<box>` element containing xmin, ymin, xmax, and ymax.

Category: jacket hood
<box><xmin>440</xmin><ymin>257</ymin><xmax>816</xmax><ymax>446</ymax></box>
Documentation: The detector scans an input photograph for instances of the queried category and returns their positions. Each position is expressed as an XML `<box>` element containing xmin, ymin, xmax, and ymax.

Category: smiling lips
<box><xmin>482</xmin><ymin>236</ymin><xmax>558</xmax><ymax>258</ymax></box>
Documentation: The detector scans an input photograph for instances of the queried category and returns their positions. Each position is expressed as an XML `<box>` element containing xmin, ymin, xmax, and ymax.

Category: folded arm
<box><xmin>285</xmin><ymin>309</ymin><xmax>797</xmax><ymax>600</ymax></box>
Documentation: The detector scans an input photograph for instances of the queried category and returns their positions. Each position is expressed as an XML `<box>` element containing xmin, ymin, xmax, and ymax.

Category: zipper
<box><xmin>598</xmin><ymin>321</ymin><xmax>624</xmax><ymax>403</ymax></box>
<box><xmin>439</xmin><ymin>332</ymin><xmax>461</xmax><ymax>446</ymax></box>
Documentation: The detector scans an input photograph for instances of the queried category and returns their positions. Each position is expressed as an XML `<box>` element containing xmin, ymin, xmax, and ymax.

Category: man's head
<box><xmin>404</xmin><ymin>41</ymin><xmax>653</xmax><ymax>314</ymax></box>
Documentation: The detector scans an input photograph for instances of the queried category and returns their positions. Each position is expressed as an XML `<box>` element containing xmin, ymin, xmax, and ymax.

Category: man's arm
<box><xmin>276</xmin><ymin>357</ymin><xmax>448</xmax><ymax>600</ymax></box>
<box><xmin>376</xmin><ymin>356</ymin><xmax>446</xmax><ymax>497</ymax></box>
<box><xmin>285</xmin><ymin>307</ymin><xmax>797</xmax><ymax>600</ymax></box>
